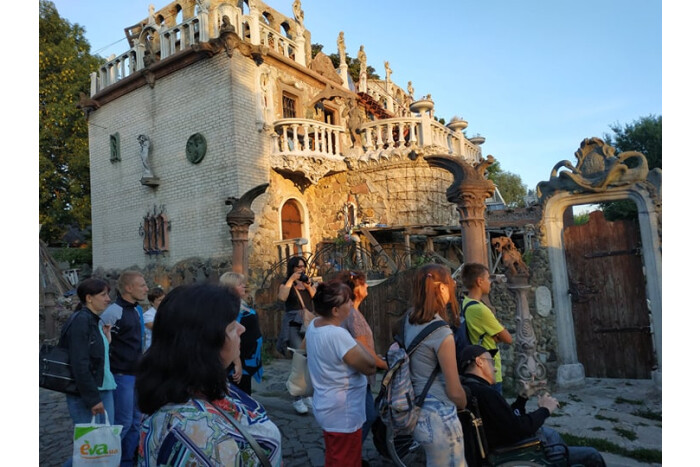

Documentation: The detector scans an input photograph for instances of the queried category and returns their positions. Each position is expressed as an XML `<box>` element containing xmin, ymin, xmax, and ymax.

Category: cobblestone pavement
<box><xmin>40</xmin><ymin>358</ymin><xmax>661</xmax><ymax>466</ymax></box>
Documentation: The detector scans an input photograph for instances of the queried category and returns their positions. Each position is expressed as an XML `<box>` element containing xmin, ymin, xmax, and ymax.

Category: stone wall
<box><xmin>89</xmin><ymin>52</ymin><xmax>267</xmax><ymax>271</ymax></box>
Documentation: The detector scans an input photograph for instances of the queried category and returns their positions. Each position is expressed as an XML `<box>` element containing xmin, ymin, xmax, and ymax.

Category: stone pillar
<box><xmin>249</xmin><ymin>3</ymin><xmax>261</xmax><ymax>46</ymax></box>
<box><xmin>225</xmin><ymin>184</ymin><xmax>268</xmax><ymax>275</ymax></box>
<box><xmin>508</xmin><ymin>272</ymin><xmax>548</xmax><ymax>395</ymax></box>
<box><xmin>424</xmin><ymin>155</ymin><xmax>495</xmax><ymax>266</ymax></box>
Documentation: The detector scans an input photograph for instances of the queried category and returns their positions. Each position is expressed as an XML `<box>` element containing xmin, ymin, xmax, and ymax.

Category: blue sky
<box><xmin>49</xmin><ymin>0</ymin><xmax>661</xmax><ymax>193</ymax></box>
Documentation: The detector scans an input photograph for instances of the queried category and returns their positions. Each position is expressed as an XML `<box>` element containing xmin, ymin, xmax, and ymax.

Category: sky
<box><xmin>48</xmin><ymin>0</ymin><xmax>662</xmax><ymax>193</ymax></box>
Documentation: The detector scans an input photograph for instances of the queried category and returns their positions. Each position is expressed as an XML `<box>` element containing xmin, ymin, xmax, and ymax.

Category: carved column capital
<box><xmin>225</xmin><ymin>184</ymin><xmax>268</xmax><ymax>274</ymax></box>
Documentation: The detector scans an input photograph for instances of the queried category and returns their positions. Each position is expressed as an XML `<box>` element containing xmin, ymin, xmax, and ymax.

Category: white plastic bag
<box><xmin>285</xmin><ymin>347</ymin><xmax>314</xmax><ymax>397</ymax></box>
<box><xmin>72</xmin><ymin>414</ymin><xmax>122</xmax><ymax>466</ymax></box>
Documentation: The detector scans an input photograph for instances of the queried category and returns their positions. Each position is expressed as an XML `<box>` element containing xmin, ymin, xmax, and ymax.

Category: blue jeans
<box><xmin>538</xmin><ymin>426</ymin><xmax>606</xmax><ymax>467</ymax></box>
<box><xmin>113</xmin><ymin>373</ymin><xmax>142</xmax><ymax>466</ymax></box>
<box><xmin>413</xmin><ymin>396</ymin><xmax>466</xmax><ymax>467</ymax></box>
<box><xmin>63</xmin><ymin>390</ymin><xmax>114</xmax><ymax>467</ymax></box>
<box><xmin>361</xmin><ymin>384</ymin><xmax>377</xmax><ymax>442</ymax></box>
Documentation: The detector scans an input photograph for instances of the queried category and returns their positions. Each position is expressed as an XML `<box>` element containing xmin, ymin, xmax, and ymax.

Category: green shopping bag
<box><xmin>72</xmin><ymin>414</ymin><xmax>122</xmax><ymax>466</ymax></box>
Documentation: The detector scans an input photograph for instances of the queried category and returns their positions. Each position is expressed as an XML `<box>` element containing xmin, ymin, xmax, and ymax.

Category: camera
<box><xmin>299</xmin><ymin>273</ymin><xmax>310</xmax><ymax>283</ymax></box>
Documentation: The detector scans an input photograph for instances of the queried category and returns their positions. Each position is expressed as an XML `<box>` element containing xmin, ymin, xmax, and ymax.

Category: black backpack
<box><xmin>453</xmin><ymin>298</ymin><xmax>486</xmax><ymax>360</ymax></box>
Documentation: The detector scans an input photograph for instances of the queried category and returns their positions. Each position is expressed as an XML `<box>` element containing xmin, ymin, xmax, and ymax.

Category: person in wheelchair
<box><xmin>458</xmin><ymin>345</ymin><xmax>606</xmax><ymax>467</ymax></box>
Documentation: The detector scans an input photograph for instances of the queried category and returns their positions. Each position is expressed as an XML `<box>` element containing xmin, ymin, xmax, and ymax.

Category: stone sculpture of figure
<box><xmin>221</xmin><ymin>15</ymin><xmax>235</xmax><ymax>32</ymax></box>
<box><xmin>491</xmin><ymin>237</ymin><xmax>529</xmax><ymax>277</ymax></box>
<box><xmin>358</xmin><ymin>45</ymin><xmax>366</xmax><ymax>68</ymax></box>
<box><xmin>195</xmin><ymin>0</ymin><xmax>210</xmax><ymax>14</ymax></box>
<box><xmin>344</xmin><ymin>99</ymin><xmax>364</xmax><ymax>147</ymax></box>
<box><xmin>384</xmin><ymin>61</ymin><xmax>392</xmax><ymax>81</ymax></box>
<box><xmin>292</xmin><ymin>0</ymin><xmax>304</xmax><ymax>26</ymax></box>
<box><xmin>337</xmin><ymin>31</ymin><xmax>346</xmax><ymax>64</ymax></box>
<box><xmin>407</xmin><ymin>80</ymin><xmax>414</xmax><ymax>98</ymax></box>
<box><xmin>148</xmin><ymin>4</ymin><xmax>156</xmax><ymax>25</ymax></box>
<box><xmin>110</xmin><ymin>133</ymin><xmax>121</xmax><ymax>162</ymax></box>
<box><xmin>137</xmin><ymin>134</ymin><xmax>154</xmax><ymax>178</ymax></box>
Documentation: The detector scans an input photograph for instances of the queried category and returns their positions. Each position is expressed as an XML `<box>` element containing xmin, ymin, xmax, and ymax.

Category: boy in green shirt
<box><xmin>461</xmin><ymin>263</ymin><xmax>512</xmax><ymax>394</ymax></box>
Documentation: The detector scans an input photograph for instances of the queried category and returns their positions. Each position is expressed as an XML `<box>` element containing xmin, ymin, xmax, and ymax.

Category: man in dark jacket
<box><xmin>459</xmin><ymin>345</ymin><xmax>606</xmax><ymax>467</ymax></box>
<box><xmin>101</xmin><ymin>270</ymin><xmax>148</xmax><ymax>466</ymax></box>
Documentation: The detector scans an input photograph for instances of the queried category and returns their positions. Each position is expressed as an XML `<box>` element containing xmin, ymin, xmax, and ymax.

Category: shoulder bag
<box><xmin>39</xmin><ymin>311</ymin><xmax>81</xmax><ymax>395</ymax></box>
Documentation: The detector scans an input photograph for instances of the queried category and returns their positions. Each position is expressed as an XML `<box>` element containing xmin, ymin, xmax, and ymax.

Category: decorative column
<box><xmin>507</xmin><ymin>269</ymin><xmax>548</xmax><ymax>396</ymax></box>
<box><xmin>424</xmin><ymin>155</ymin><xmax>495</xmax><ymax>266</ymax></box>
<box><xmin>225</xmin><ymin>184</ymin><xmax>268</xmax><ymax>275</ymax></box>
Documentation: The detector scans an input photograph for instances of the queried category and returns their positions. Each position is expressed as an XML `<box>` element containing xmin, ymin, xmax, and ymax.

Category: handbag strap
<box><xmin>293</xmin><ymin>286</ymin><xmax>308</xmax><ymax>311</ymax></box>
<box><xmin>208</xmin><ymin>402</ymin><xmax>272</xmax><ymax>467</ymax></box>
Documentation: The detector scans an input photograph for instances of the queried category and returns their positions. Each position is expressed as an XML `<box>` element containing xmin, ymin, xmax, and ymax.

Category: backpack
<box><xmin>453</xmin><ymin>298</ymin><xmax>486</xmax><ymax>357</ymax></box>
<box><xmin>376</xmin><ymin>314</ymin><xmax>449</xmax><ymax>435</ymax></box>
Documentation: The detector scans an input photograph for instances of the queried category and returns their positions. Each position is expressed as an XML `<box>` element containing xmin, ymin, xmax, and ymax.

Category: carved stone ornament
<box><xmin>109</xmin><ymin>132</ymin><xmax>121</xmax><ymax>162</ymax></box>
<box><xmin>270</xmin><ymin>153</ymin><xmax>347</xmax><ymax>185</ymax></box>
<box><xmin>491</xmin><ymin>236</ymin><xmax>530</xmax><ymax>278</ymax></box>
<box><xmin>186</xmin><ymin>133</ymin><xmax>207</xmax><ymax>164</ymax></box>
<box><xmin>536</xmin><ymin>137</ymin><xmax>650</xmax><ymax>201</ymax></box>
<box><xmin>309</xmin><ymin>51</ymin><xmax>343</xmax><ymax>85</ymax></box>
<box><xmin>535</xmin><ymin>286</ymin><xmax>552</xmax><ymax>317</ymax></box>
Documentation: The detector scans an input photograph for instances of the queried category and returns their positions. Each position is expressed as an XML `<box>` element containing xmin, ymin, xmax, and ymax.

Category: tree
<box><xmin>39</xmin><ymin>0</ymin><xmax>102</xmax><ymax>245</ymax></box>
<box><xmin>600</xmin><ymin>115</ymin><xmax>662</xmax><ymax>220</ymax></box>
<box><xmin>486</xmin><ymin>161</ymin><xmax>528</xmax><ymax>208</ymax></box>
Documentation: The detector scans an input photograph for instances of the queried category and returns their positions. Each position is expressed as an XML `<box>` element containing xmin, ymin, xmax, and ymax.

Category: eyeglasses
<box><xmin>479</xmin><ymin>356</ymin><xmax>496</xmax><ymax>366</ymax></box>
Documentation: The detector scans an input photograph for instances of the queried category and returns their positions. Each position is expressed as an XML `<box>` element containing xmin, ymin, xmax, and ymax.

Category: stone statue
<box><xmin>148</xmin><ymin>4</ymin><xmax>156</xmax><ymax>25</ymax></box>
<box><xmin>337</xmin><ymin>32</ymin><xmax>346</xmax><ymax>64</ymax></box>
<box><xmin>358</xmin><ymin>45</ymin><xmax>366</xmax><ymax>68</ymax></box>
<box><xmin>109</xmin><ymin>133</ymin><xmax>120</xmax><ymax>162</ymax></box>
<box><xmin>384</xmin><ymin>61</ymin><xmax>392</xmax><ymax>81</ymax></box>
<box><xmin>344</xmin><ymin>99</ymin><xmax>364</xmax><ymax>147</ymax></box>
<box><xmin>407</xmin><ymin>81</ymin><xmax>414</xmax><ymax>98</ymax></box>
<box><xmin>137</xmin><ymin>134</ymin><xmax>154</xmax><ymax>179</ymax></box>
<box><xmin>195</xmin><ymin>0</ymin><xmax>210</xmax><ymax>14</ymax></box>
<box><xmin>536</xmin><ymin>137</ymin><xmax>650</xmax><ymax>200</ymax></box>
<box><xmin>491</xmin><ymin>237</ymin><xmax>529</xmax><ymax>277</ymax></box>
<box><xmin>221</xmin><ymin>15</ymin><xmax>235</xmax><ymax>32</ymax></box>
<box><xmin>292</xmin><ymin>0</ymin><xmax>304</xmax><ymax>26</ymax></box>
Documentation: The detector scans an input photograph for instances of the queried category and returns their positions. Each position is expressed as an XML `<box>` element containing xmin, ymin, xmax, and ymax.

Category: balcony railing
<box><xmin>260</xmin><ymin>24</ymin><xmax>297</xmax><ymax>61</ymax></box>
<box><xmin>359</xmin><ymin>116</ymin><xmax>481</xmax><ymax>163</ymax></box>
<box><xmin>160</xmin><ymin>16</ymin><xmax>203</xmax><ymax>59</ymax></box>
<box><xmin>272</xmin><ymin>119</ymin><xmax>345</xmax><ymax>158</ymax></box>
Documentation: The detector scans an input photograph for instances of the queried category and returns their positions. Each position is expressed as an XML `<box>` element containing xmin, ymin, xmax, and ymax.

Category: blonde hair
<box><xmin>219</xmin><ymin>271</ymin><xmax>245</xmax><ymax>290</ymax></box>
<box><xmin>117</xmin><ymin>270</ymin><xmax>144</xmax><ymax>294</ymax></box>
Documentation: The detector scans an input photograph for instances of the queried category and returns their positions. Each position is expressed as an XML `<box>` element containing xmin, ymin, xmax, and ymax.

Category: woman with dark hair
<box><xmin>136</xmin><ymin>283</ymin><xmax>281</xmax><ymax>466</ymax></box>
<box><xmin>60</xmin><ymin>278</ymin><xmax>116</xmax><ymax>465</ymax></box>
<box><xmin>334</xmin><ymin>270</ymin><xmax>387</xmax><ymax>443</ymax></box>
<box><xmin>277</xmin><ymin>256</ymin><xmax>317</xmax><ymax>414</ymax></box>
<box><xmin>404</xmin><ymin>264</ymin><xmax>467</xmax><ymax>466</ymax></box>
<box><xmin>306</xmin><ymin>282</ymin><xmax>375</xmax><ymax>466</ymax></box>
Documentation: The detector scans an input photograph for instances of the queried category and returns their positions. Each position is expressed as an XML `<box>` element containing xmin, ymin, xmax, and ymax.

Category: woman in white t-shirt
<box><xmin>306</xmin><ymin>281</ymin><xmax>376</xmax><ymax>466</ymax></box>
<box><xmin>405</xmin><ymin>264</ymin><xmax>467</xmax><ymax>466</ymax></box>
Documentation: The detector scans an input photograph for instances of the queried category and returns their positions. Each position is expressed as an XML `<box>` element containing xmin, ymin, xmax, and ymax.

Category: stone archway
<box><xmin>537</xmin><ymin>138</ymin><xmax>662</xmax><ymax>388</ymax></box>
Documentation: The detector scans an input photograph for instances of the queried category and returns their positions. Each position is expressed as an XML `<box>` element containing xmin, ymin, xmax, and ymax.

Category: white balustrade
<box><xmin>95</xmin><ymin>49</ymin><xmax>138</xmax><ymax>92</ymax></box>
<box><xmin>260</xmin><ymin>24</ymin><xmax>297</xmax><ymax>60</ymax></box>
<box><xmin>160</xmin><ymin>16</ymin><xmax>201</xmax><ymax>59</ymax></box>
<box><xmin>272</xmin><ymin>119</ymin><xmax>345</xmax><ymax>157</ymax></box>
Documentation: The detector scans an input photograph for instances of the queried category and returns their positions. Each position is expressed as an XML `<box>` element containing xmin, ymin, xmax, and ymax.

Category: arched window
<box><xmin>281</xmin><ymin>199</ymin><xmax>304</xmax><ymax>239</ymax></box>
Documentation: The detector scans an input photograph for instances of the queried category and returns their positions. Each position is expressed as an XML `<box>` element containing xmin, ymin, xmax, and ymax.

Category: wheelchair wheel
<box><xmin>385</xmin><ymin>423</ymin><xmax>425</xmax><ymax>466</ymax></box>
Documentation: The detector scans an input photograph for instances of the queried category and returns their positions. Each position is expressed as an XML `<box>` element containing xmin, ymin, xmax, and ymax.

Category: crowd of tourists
<box><xmin>56</xmin><ymin>259</ymin><xmax>605</xmax><ymax>466</ymax></box>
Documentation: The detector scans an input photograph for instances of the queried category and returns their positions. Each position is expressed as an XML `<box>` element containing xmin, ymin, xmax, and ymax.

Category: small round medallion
<box><xmin>186</xmin><ymin>133</ymin><xmax>207</xmax><ymax>164</ymax></box>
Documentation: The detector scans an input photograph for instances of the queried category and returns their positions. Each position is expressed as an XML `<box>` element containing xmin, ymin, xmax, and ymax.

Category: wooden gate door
<box><xmin>563</xmin><ymin>210</ymin><xmax>655</xmax><ymax>378</ymax></box>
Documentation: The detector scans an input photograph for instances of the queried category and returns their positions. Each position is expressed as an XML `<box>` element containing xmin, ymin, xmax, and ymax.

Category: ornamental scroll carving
<box><xmin>536</xmin><ymin>137</ymin><xmax>650</xmax><ymax>201</ymax></box>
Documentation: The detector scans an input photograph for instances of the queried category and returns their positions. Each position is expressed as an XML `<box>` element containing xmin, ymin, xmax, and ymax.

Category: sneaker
<box><xmin>304</xmin><ymin>397</ymin><xmax>313</xmax><ymax>408</ymax></box>
<box><xmin>293</xmin><ymin>398</ymin><xmax>309</xmax><ymax>414</ymax></box>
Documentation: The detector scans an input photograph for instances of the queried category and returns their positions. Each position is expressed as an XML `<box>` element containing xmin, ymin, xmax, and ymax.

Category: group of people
<box><xmin>59</xmin><ymin>269</ymin><xmax>268</xmax><ymax>466</ymax></box>
<box><xmin>58</xmin><ymin>258</ymin><xmax>605</xmax><ymax>466</ymax></box>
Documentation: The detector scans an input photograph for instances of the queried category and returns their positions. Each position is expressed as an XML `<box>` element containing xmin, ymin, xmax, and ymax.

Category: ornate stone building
<box><xmin>83</xmin><ymin>0</ymin><xmax>488</xmax><ymax>278</ymax></box>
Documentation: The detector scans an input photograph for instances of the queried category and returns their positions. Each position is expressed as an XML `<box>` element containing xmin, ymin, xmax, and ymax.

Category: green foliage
<box><xmin>50</xmin><ymin>246</ymin><xmax>93</xmax><ymax>267</ymax></box>
<box><xmin>39</xmin><ymin>1</ymin><xmax>103</xmax><ymax>245</ymax></box>
<box><xmin>311</xmin><ymin>43</ymin><xmax>379</xmax><ymax>84</ymax></box>
<box><xmin>486</xmin><ymin>161</ymin><xmax>527</xmax><ymax>208</ymax></box>
<box><xmin>560</xmin><ymin>433</ymin><xmax>661</xmax><ymax>464</ymax></box>
<box><xmin>573</xmin><ymin>212</ymin><xmax>590</xmax><ymax>225</ymax></box>
<box><xmin>613</xmin><ymin>427</ymin><xmax>638</xmax><ymax>441</ymax></box>
<box><xmin>600</xmin><ymin>115</ymin><xmax>661</xmax><ymax>221</ymax></box>
<box><xmin>632</xmin><ymin>408</ymin><xmax>662</xmax><ymax>421</ymax></box>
